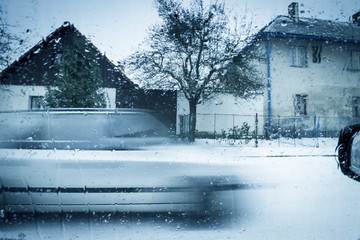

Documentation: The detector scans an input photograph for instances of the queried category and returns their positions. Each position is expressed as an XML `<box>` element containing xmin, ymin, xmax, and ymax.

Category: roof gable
<box><xmin>0</xmin><ymin>22</ymin><xmax>135</xmax><ymax>89</ymax></box>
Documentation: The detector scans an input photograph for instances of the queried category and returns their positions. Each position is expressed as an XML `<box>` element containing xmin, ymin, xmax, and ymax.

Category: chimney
<box><xmin>352</xmin><ymin>12</ymin><xmax>360</xmax><ymax>26</ymax></box>
<box><xmin>288</xmin><ymin>2</ymin><xmax>299</xmax><ymax>22</ymax></box>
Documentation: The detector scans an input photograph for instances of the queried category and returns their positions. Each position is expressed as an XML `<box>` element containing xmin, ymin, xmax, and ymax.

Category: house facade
<box><xmin>253</xmin><ymin>4</ymin><xmax>360</xmax><ymax>137</ymax></box>
<box><xmin>177</xmin><ymin>3</ymin><xmax>360</xmax><ymax>138</ymax></box>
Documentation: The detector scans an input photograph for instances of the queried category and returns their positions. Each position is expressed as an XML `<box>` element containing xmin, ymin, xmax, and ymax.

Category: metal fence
<box><xmin>179</xmin><ymin>113</ymin><xmax>360</xmax><ymax>140</ymax></box>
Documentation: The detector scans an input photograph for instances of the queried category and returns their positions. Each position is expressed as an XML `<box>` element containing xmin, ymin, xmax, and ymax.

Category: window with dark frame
<box><xmin>294</xmin><ymin>94</ymin><xmax>308</xmax><ymax>116</ymax></box>
<box><xmin>30</xmin><ymin>96</ymin><xmax>45</xmax><ymax>110</ymax></box>
<box><xmin>290</xmin><ymin>46</ymin><xmax>308</xmax><ymax>67</ymax></box>
<box><xmin>353</xmin><ymin>97</ymin><xmax>360</xmax><ymax>117</ymax></box>
<box><xmin>312</xmin><ymin>46</ymin><xmax>322</xmax><ymax>63</ymax></box>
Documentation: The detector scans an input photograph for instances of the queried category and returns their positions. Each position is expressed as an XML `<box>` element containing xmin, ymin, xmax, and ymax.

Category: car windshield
<box><xmin>1</xmin><ymin>1</ymin><xmax>360</xmax><ymax>239</ymax></box>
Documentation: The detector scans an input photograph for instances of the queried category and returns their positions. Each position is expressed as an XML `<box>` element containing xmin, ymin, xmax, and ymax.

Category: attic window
<box><xmin>290</xmin><ymin>46</ymin><xmax>307</xmax><ymax>68</ymax></box>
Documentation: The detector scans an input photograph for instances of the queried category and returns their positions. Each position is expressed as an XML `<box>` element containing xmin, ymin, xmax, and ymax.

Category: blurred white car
<box><xmin>0</xmin><ymin>109</ymin><xmax>239</xmax><ymax>216</ymax></box>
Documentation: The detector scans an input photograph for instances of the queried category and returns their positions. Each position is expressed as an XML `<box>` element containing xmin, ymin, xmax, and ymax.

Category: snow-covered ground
<box><xmin>1</xmin><ymin>137</ymin><xmax>359</xmax><ymax>240</ymax></box>
<box><xmin>189</xmin><ymin>137</ymin><xmax>338</xmax><ymax>158</ymax></box>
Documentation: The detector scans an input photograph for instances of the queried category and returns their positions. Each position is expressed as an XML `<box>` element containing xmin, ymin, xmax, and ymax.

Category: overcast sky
<box><xmin>1</xmin><ymin>0</ymin><xmax>359</xmax><ymax>64</ymax></box>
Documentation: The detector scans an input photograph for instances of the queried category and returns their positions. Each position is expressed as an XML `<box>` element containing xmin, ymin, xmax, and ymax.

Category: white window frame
<box><xmin>290</xmin><ymin>46</ymin><xmax>307</xmax><ymax>68</ymax></box>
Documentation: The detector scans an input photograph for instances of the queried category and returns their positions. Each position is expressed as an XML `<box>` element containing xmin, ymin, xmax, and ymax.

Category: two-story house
<box><xmin>254</xmin><ymin>3</ymin><xmax>360</xmax><ymax>137</ymax></box>
<box><xmin>177</xmin><ymin>3</ymin><xmax>360</xmax><ymax>138</ymax></box>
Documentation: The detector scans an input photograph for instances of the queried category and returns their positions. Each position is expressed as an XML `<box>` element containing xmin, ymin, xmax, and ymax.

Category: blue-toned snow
<box><xmin>1</xmin><ymin>137</ymin><xmax>359</xmax><ymax>240</ymax></box>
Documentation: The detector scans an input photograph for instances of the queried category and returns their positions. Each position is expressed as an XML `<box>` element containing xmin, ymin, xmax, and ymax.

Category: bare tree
<box><xmin>0</xmin><ymin>7</ymin><xmax>15</xmax><ymax>71</ymax></box>
<box><xmin>126</xmin><ymin>0</ymin><xmax>262</xmax><ymax>142</ymax></box>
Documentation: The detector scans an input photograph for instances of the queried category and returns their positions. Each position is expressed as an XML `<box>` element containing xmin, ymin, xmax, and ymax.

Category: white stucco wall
<box><xmin>0</xmin><ymin>85</ymin><xmax>47</xmax><ymax>111</ymax></box>
<box><xmin>176</xmin><ymin>92</ymin><xmax>264</xmax><ymax>136</ymax></box>
<box><xmin>261</xmin><ymin>38</ymin><xmax>360</xmax><ymax>118</ymax></box>
<box><xmin>248</xmin><ymin>37</ymin><xmax>360</xmax><ymax>137</ymax></box>
<box><xmin>102</xmin><ymin>88</ymin><xmax>116</xmax><ymax>109</ymax></box>
<box><xmin>0</xmin><ymin>85</ymin><xmax>117</xmax><ymax>111</ymax></box>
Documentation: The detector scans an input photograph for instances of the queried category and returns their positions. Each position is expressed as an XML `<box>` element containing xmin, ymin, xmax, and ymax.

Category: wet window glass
<box><xmin>1</xmin><ymin>0</ymin><xmax>360</xmax><ymax>239</ymax></box>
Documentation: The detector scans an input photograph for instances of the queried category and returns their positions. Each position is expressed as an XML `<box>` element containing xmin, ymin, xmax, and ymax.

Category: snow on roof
<box><xmin>259</xmin><ymin>15</ymin><xmax>360</xmax><ymax>44</ymax></box>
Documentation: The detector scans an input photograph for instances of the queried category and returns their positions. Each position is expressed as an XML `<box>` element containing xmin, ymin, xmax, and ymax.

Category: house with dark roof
<box><xmin>251</xmin><ymin>2</ymin><xmax>360</xmax><ymax>137</ymax></box>
<box><xmin>0</xmin><ymin>22</ymin><xmax>177</xmax><ymax>130</ymax></box>
<box><xmin>176</xmin><ymin>2</ymin><xmax>360</xmax><ymax>138</ymax></box>
<box><xmin>0</xmin><ymin>22</ymin><xmax>139</xmax><ymax>111</ymax></box>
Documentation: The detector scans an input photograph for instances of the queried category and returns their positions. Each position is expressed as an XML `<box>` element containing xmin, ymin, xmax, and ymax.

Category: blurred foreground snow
<box><xmin>1</xmin><ymin>137</ymin><xmax>359</xmax><ymax>240</ymax></box>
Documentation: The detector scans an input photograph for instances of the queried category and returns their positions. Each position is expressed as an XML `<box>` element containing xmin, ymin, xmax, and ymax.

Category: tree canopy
<box><xmin>0</xmin><ymin>7</ymin><xmax>18</xmax><ymax>71</ymax></box>
<box><xmin>45</xmin><ymin>39</ymin><xmax>106</xmax><ymax>108</ymax></box>
<box><xmin>126</xmin><ymin>0</ymin><xmax>263</xmax><ymax>141</ymax></box>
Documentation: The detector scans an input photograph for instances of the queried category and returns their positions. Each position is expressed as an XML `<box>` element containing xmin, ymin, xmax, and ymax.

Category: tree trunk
<box><xmin>188</xmin><ymin>100</ymin><xmax>197</xmax><ymax>142</ymax></box>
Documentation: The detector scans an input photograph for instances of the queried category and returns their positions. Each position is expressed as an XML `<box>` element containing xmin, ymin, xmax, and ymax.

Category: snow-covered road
<box><xmin>1</xmin><ymin>138</ymin><xmax>359</xmax><ymax>240</ymax></box>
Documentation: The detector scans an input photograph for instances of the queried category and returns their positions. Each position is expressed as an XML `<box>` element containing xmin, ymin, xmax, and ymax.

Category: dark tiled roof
<box><xmin>259</xmin><ymin>16</ymin><xmax>360</xmax><ymax>44</ymax></box>
<box><xmin>0</xmin><ymin>22</ymin><xmax>134</xmax><ymax>88</ymax></box>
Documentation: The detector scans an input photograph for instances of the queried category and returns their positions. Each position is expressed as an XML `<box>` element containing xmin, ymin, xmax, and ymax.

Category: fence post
<box><xmin>325</xmin><ymin>113</ymin><xmax>328</xmax><ymax>137</ymax></box>
<box><xmin>255</xmin><ymin>113</ymin><xmax>258</xmax><ymax>148</ymax></box>
<box><xmin>316</xmin><ymin>116</ymin><xmax>320</xmax><ymax>148</ymax></box>
<box><xmin>293</xmin><ymin>117</ymin><xmax>296</xmax><ymax>147</ymax></box>
<box><xmin>278</xmin><ymin>115</ymin><xmax>281</xmax><ymax>147</ymax></box>
<box><xmin>214</xmin><ymin>113</ymin><xmax>216</xmax><ymax>140</ymax></box>
<box><xmin>232</xmin><ymin>114</ymin><xmax>235</xmax><ymax>139</ymax></box>
<box><xmin>313</xmin><ymin>114</ymin><xmax>317</xmax><ymax>138</ymax></box>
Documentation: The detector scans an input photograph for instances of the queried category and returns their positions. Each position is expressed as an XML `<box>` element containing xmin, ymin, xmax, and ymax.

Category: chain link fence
<box><xmin>179</xmin><ymin>113</ymin><xmax>360</xmax><ymax>140</ymax></box>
